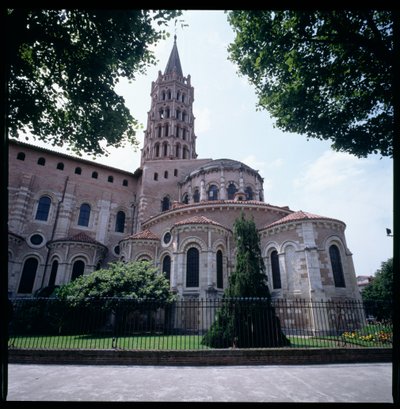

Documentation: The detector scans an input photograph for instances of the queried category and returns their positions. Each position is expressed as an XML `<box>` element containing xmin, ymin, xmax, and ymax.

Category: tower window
<box><xmin>162</xmin><ymin>255</ymin><xmax>171</xmax><ymax>282</ymax></box>
<box><xmin>271</xmin><ymin>250</ymin><xmax>282</xmax><ymax>289</ymax></box>
<box><xmin>217</xmin><ymin>250</ymin><xmax>223</xmax><ymax>289</ymax></box>
<box><xmin>35</xmin><ymin>196</ymin><xmax>51</xmax><ymax>221</ymax></box>
<box><xmin>37</xmin><ymin>157</ymin><xmax>46</xmax><ymax>166</ymax></box>
<box><xmin>161</xmin><ymin>196</ymin><xmax>170</xmax><ymax>212</ymax></box>
<box><xmin>115</xmin><ymin>211</ymin><xmax>126</xmax><ymax>233</ymax></box>
<box><xmin>174</xmin><ymin>169</ymin><xmax>178</xmax><ymax>177</ymax></box>
<box><xmin>158</xmin><ymin>127</ymin><xmax>162</xmax><ymax>138</ymax></box>
<box><xmin>182</xmin><ymin>193</ymin><xmax>189</xmax><ymax>204</ymax></box>
<box><xmin>17</xmin><ymin>152</ymin><xmax>25</xmax><ymax>161</ymax></box>
<box><xmin>186</xmin><ymin>247</ymin><xmax>199</xmax><ymax>287</ymax></box>
<box><xmin>122</xmin><ymin>179</ymin><xmax>128</xmax><ymax>187</ymax></box>
<box><xmin>329</xmin><ymin>245</ymin><xmax>346</xmax><ymax>287</ymax></box>
<box><xmin>193</xmin><ymin>189</ymin><xmax>200</xmax><ymax>203</ymax></box>
<box><xmin>163</xmin><ymin>142</ymin><xmax>168</xmax><ymax>156</ymax></box>
<box><xmin>78</xmin><ymin>203</ymin><xmax>91</xmax><ymax>226</ymax></box>
<box><xmin>245</xmin><ymin>186</ymin><xmax>254</xmax><ymax>200</ymax></box>
<box><xmin>182</xmin><ymin>129</ymin><xmax>186</xmax><ymax>140</ymax></box>
<box><xmin>208</xmin><ymin>185</ymin><xmax>219</xmax><ymax>201</ymax></box>
<box><xmin>154</xmin><ymin>172</ymin><xmax>158</xmax><ymax>181</ymax></box>
<box><xmin>92</xmin><ymin>171</ymin><xmax>98</xmax><ymax>179</ymax></box>
<box><xmin>18</xmin><ymin>257</ymin><xmax>38</xmax><ymax>294</ymax></box>
<box><xmin>227</xmin><ymin>183</ymin><xmax>237</xmax><ymax>200</ymax></box>
<box><xmin>155</xmin><ymin>144</ymin><xmax>160</xmax><ymax>157</ymax></box>
<box><xmin>57</xmin><ymin>162</ymin><xmax>64</xmax><ymax>170</ymax></box>
<box><xmin>108</xmin><ymin>175</ymin><xmax>114</xmax><ymax>183</ymax></box>
<box><xmin>164</xmin><ymin>171</ymin><xmax>168</xmax><ymax>179</ymax></box>
<box><xmin>167</xmin><ymin>90</ymin><xmax>171</xmax><ymax>99</ymax></box>
<box><xmin>182</xmin><ymin>111</ymin><xmax>187</xmax><ymax>122</ymax></box>
<box><xmin>75</xmin><ymin>167</ymin><xmax>82</xmax><ymax>175</ymax></box>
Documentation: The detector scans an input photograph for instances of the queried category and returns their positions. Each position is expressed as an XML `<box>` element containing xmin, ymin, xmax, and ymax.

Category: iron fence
<box><xmin>8</xmin><ymin>297</ymin><xmax>392</xmax><ymax>350</ymax></box>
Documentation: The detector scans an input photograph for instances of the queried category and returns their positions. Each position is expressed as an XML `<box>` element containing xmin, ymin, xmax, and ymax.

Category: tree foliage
<box><xmin>362</xmin><ymin>258</ymin><xmax>393</xmax><ymax>301</ymax></box>
<box><xmin>202</xmin><ymin>213</ymin><xmax>290</xmax><ymax>348</ymax></box>
<box><xmin>6</xmin><ymin>9</ymin><xmax>181</xmax><ymax>156</ymax></box>
<box><xmin>227</xmin><ymin>10</ymin><xmax>393</xmax><ymax>157</ymax></box>
<box><xmin>56</xmin><ymin>261</ymin><xmax>176</xmax><ymax>307</ymax></box>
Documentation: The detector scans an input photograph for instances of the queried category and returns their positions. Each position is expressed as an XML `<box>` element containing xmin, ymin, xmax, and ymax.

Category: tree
<box><xmin>56</xmin><ymin>261</ymin><xmax>175</xmax><ymax>305</ymax></box>
<box><xmin>227</xmin><ymin>10</ymin><xmax>393</xmax><ymax>158</ymax></box>
<box><xmin>202</xmin><ymin>214</ymin><xmax>290</xmax><ymax>348</ymax></box>
<box><xmin>362</xmin><ymin>258</ymin><xmax>393</xmax><ymax>321</ymax></box>
<box><xmin>6</xmin><ymin>9</ymin><xmax>181</xmax><ymax>156</ymax></box>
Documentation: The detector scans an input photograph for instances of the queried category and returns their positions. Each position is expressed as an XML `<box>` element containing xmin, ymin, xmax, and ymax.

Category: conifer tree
<box><xmin>202</xmin><ymin>213</ymin><xmax>290</xmax><ymax>348</ymax></box>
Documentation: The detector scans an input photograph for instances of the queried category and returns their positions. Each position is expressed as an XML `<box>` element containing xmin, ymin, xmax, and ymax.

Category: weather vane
<box><xmin>173</xmin><ymin>18</ymin><xmax>188</xmax><ymax>40</ymax></box>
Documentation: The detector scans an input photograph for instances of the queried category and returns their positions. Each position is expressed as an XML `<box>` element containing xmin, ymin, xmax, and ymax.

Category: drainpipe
<box><xmin>40</xmin><ymin>176</ymin><xmax>69</xmax><ymax>289</ymax></box>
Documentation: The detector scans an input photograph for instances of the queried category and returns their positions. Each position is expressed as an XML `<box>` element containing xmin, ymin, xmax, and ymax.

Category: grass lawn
<box><xmin>8</xmin><ymin>333</ymin><xmax>392</xmax><ymax>350</ymax></box>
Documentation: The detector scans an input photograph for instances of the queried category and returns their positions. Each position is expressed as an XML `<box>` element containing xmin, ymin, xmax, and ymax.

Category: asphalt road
<box><xmin>7</xmin><ymin>362</ymin><xmax>393</xmax><ymax>403</ymax></box>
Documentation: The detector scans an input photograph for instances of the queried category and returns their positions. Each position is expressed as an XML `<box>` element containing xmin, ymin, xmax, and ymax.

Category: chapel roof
<box><xmin>124</xmin><ymin>229</ymin><xmax>160</xmax><ymax>240</ymax></box>
<box><xmin>264</xmin><ymin>210</ymin><xmax>345</xmax><ymax>229</ymax></box>
<box><xmin>49</xmin><ymin>232</ymin><xmax>106</xmax><ymax>247</ymax></box>
<box><xmin>164</xmin><ymin>35</ymin><xmax>183</xmax><ymax>77</ymax></box>
<box><xmin>173</xmin><ymin>215</ymin><xmax>228</xmax><ymax>229</ymax></box>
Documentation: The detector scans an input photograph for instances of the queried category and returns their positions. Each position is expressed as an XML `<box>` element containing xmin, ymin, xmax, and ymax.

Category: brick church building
<box><xmin>8</xmin><ymin>37</ymin><xmax>361</xmax><ymax>303</ymax></box>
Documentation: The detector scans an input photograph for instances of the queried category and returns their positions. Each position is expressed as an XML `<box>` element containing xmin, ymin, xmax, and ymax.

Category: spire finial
<box><xmin>174</xmin><ymin>34</ymin><xmax>177</xmax><ymax>43</ymax></box>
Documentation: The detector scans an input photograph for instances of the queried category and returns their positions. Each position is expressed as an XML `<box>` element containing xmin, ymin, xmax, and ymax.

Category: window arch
<box><xmin>193</xmin><ymin>189</ymin><xmax>200</xmax><ymax>203</ymax></box>
<box><xmin>216</xmin><ymin>250</ymin><xmax>223</xmax><ymax>289</ymax></box>
<box><xmin>78</xmin><ymin>203</ymin><xmax>91</xmax><ymax>226</ymax></box>
<box><xmin>115</xmin><ymin>211</ymin><xmax>126</xmax><ymax>233</ymax></box>
<box><xmin>35</xmin><ymin>196</ymin><xmax>51</xmax><ymax>221</ymax></box>
<box><xmin>227</xmin><ymin>183</ymin><xmax>237</xmax><ymax>200</ymax></box>
<box><xmin>208</xmin><ymin>185</ymin><xmax>219</xmax><ymax>201</ymax></box>
<box><xmin>57</xmin><ymin>162</ymin><xmax>64</xmax><ymax>170</ymax></box>
<box><xmin>329</xmin><ymin>245</ymin><xmax>346</xmax><ymax>287</ymax></box>
<box><xmin>245</xmin><ymin>186</ymin><xmax>254</xmax><ymax>200</ymax></box>
<box><xmin>71</xmin><ymin>260</ymin><xmax>85</xmax><ymax>281</ymax></box>
<box><xmin>162</xmin><ymin>255</ymin><xmax>171</xmax><ymax>282</ymax></box>
<box><xmin>48</xmin><ymin>260</ymin><xmax>59</xmax><ymax>287</ymax></box>
<box><xmin>37</xmin><ymin>157</ymin><xmax>45</xmax><ymax>166</ymax></box>
<box><xmin>17</xmin><ymin>152</ymin><xmax>25</xmax><ymax>161</ymax></box>
<box><xmin>75</xmin><ymin>167</ymin><xmax>82</xmax><ymax>175</ymax></box>
<box><xmin>186</xmin><ymin>247</ymin><xmax>199</xmax><ymax>287</ymax></box>
<box><xmin>18</xmin><ymin>257</ymin><xmax>39</xmax><ymax>293</ymax></box>
<box><xmin>161</xmin><ymin>196</ymin><xmax>170</xmax><ymax>212</ymax></box>
<box><xmin>271</xmin><ymin>250</ymin><xmax>282</xmax><ymax>289</ymax></box>
<box><xmin>92</xmin><ymin>171</ymin><xmax>98</xmax><ymax>179</ymax></box>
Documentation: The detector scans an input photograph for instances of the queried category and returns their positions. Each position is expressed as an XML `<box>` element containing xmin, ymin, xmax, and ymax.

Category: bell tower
<box><xmin>141</xmin><ymin>36</ymin><xmax>197</xmax><ymax>166</ymax></box>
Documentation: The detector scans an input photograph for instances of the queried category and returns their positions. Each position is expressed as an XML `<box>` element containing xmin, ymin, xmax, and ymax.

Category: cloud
<box><xmin>293</xmin><ymin>150</ymin><xmax>366</xmax><ymax>193</ymax></box>
<box><xmin>241</xmin><ymin>154</ymin><xmax>266</xmax><ymax>174</ymax></box>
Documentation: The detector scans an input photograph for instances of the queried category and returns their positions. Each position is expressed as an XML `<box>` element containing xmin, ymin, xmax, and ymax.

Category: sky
<box><xmin>23</xmin><ymin>10</ymin><xmax>393</xmax><ymax>277</ymax></box>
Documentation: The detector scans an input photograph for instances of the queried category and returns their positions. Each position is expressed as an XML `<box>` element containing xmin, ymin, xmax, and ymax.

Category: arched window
<box><xmin>193</xmin><ymin>189</ymin><xmax>200</xmax><ymax>203</ymax></box>
<box><xmin>176</xmin><ymin>144</ymin><xmax>181</xmax><ymax>158</ymax></box>
<box><xmin>75</xmin><ymin>167</ymin><xmax>82</xmax><ymax>175</ymax></box>
<box><xmin>183</xmin><ymin>146</ymin><xmax>189</xmax><ymax>159</ymax></box>
<box><xmin>271</xmin><ymin>250</ymin><xmax>281</xmax><ymax>289</ymax></box>
<box><xmin>158</xmin><ymin>126</ymin><xmax>162</xmax><ymax>138</ymax></box>
<box><xmin>227</xmin><ymin>183</ymin><xmax>237</xmax><ymax>200</ymax></box>
<box><xmin>216</xmin><ymin>250</ymin><xmax>223</xmax><ymax>289</ymax></box>
<box><xmin>37</xmin><ymin>157</ymin><xmax>46</xmax><ymax>166</ymax></box>
<box><xmin>177</xmin><ymin>90</ymin><xmax>180</xmax><ymax>101</ymax></box>
<box><xmin>78</xmin><ymin>203</ymin><xmax>91</xmax><ymax>226</ymax></box>
<box><xmin>154</xmin><ymin>172</ymin><xmax>158</xmax><ymax>181</ymax></box>
<box><xmin>35</xmin><ymin>196</ymin><xmax>51</xmax><ymax>221</ymax></box>
<box><xmin>71</xmin><ymin>260</ymin><xmax>85</xmax><ymax>281</ymax></box>
<box><xmin>92</xmin><ymin>171</ymin><xmax>98</xmax><ymax>179</ymax></box>
<box><xmin>174</xmin><ymin>169</ymin><xmax>178</xmax><ymax>177</ymax></box>
<box><xmin>176</xmin><ymin>109</ymin><xmax>180</xmax><ymax>120</ymax></box>
<box><xmin>245</xmin><ymin>186</ymin><xmax>254</xmax><ymax>200</ymax></box>
<box><xmin>329</xmin><ymin>245</ymin><xmax>346</xmax><ymax>287</ymax></box>
<box><xmin>115</xmin><ymin>211</ymin><xmax>125</xmax><ymax>233</ymax></box>
<box><xmin>18</xmin><ymin>257</ymin><xmax>39</xmax><ymax>293</ymax></box>
<box><xmin>182</xmin><ymin>94</ymin><xmax>185</xmax><ymax>103</ymax></box>
<box><xmin>182</xmin><ymin>128</ymin><xmax>186</xmax><ymax>140</ymax></box>
<box><xmin>186</xmin><ymin>247</ymin><xmax>199</xmax><ymax>287</ymax></box>
<box><xmin>162</xmin><ymin>255</ymin><xmax>171</xmax><ymax>282</ymax></box>
<box><xmin>155</xmin><ymin>143</ymin><xmax>160</xmax><ymax>157</ymax></box>
<box><xmin>208</xmin><ymin>185</ymin><xmax>219</xmax><ymax>201</ymax></box>
<box><xmin>182</xmin><ymin>111</ymin><xmax>187</xmax><ymax>122</ymax></box>
<box><xmin>57</xmin><ymin>162</ymin><xmax>64</xmax><ymax>170</ymax></box>
<box><xmin>17</xmin><ymin>152</ymin><xmax>25</xmax><ymax>161</ymax></box>
<box><xmin>122</xmin><ymin>179</ymin><xmax>128</xmax><ymax>187</ymax></box>
<box><xmin>162</xmin><ymin>91</ymin><xmax>166</xmax><ymax>100</ymax></box>
<box><xmin>165</xmin><ymin>124</ymin><xmax>169</xmax><ymax>137</ymax></box>
<box><xmin>164</xmin><ymin>170</ymin><xmax>168</xmax><ymax>179</ymax></box>
<box><xmin>166</xmin><ymin>108</ymin><xmax>170</xmax><ymax>118</ymax></box>
<box><xmin>182</xmin><ymin>193</ymin><xmax>189</xmax><ymax>204</ymax></box>
<box><xmin>167</xmin><ymin>90</ymin><xmax>171</xmax><ymax>99</ymax></box>
<box><xmin>163</xmin><ymin>142</ymin><xmax>168</xmax><ymax>156</ymax></box>
<box><xmin>108</xmin><ymin>175</ymin><xmax>114</xmax><ymax>183</ymax></box>
<box><xmin>48</xmin><ymin>260</ymin><xmax>59</xmax><ymax>287</ymax></box>
<box><xmin>159</xmin><ymin>109</ymin><xmax>164</xmax><ymax>119</ymax></box>
<box><xmin>161</xmin><ymin>196</ymin><xmax>170</xmax><ymax>212</ymax></box>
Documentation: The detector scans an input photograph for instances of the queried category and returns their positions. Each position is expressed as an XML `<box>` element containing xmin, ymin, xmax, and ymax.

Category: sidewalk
<box><xmin>7</xmin><ymin>362</ymin><xmax>393</xmax><ymax>403</ymax></box>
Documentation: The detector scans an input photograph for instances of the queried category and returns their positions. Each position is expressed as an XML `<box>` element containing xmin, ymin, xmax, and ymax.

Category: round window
<box><xmin>29</xmin><ymin>234</ymin><xmax>44</xmax><ymax>246</ymax></box>
<box><xmin>163</xmin><ymin>232</ymin><xmax>172</xmax><ymax>245</ymax></box>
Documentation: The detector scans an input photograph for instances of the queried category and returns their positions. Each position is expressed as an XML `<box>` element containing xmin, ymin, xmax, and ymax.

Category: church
<box><xmin>8</xmin><ymin>37</ymin><xmax>361</xmax><ymax>303</ymax></box>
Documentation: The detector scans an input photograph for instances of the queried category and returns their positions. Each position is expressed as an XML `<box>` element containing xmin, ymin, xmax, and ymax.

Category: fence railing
<box><xmin>8</xmin><ymin>297</ymin><xmax>392</xmax><ymax>350</ymax></box>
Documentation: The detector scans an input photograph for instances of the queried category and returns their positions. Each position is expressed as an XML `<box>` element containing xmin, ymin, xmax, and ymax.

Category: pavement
<box><xmin>6</xmin><ymin>362</ymin><xmax>393</xmax><ymax>403</ymax></box>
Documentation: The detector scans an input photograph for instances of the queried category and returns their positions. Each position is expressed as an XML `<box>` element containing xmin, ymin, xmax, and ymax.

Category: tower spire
<box><xmin>164</xmin><ymin>35</ymin><xmax>183</xmax><ymax>77</ymax></box>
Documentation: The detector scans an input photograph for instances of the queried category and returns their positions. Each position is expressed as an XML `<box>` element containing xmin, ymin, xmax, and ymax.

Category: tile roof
<box><xmin>173</xmin><ymin>215</ymin><xmax>227</xmax><ymax>228</ymax></box>
<box><xmin>265</xmin><ymin>210</ymin><xmax>344</xmax><ymax>229</ymax></box>
<box><xmin>126</xmin><ymin>229</ymin><xmax>159</xmax><ymax>240</ymax></box>
<box><xmin>51</xmin><ymin>232</ymin><xmax>106</xmax><ymax>247</ymax></box>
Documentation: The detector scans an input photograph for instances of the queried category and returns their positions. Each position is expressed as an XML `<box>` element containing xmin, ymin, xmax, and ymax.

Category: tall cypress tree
<box><xmin>202</xmin><ymin>213</ymin><xmax>290</xmax><ymax>348</ymax></box>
